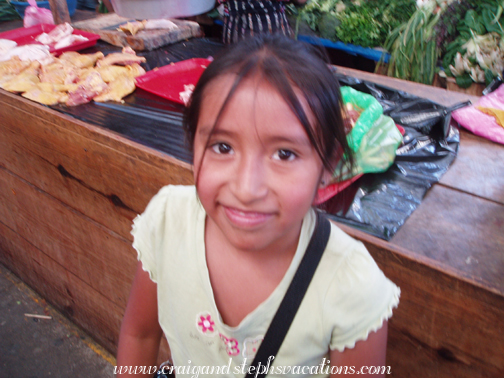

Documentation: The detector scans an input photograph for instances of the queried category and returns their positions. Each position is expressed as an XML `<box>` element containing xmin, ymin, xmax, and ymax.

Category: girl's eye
<box><xmin>211</xmin><ymin>143</ymin><xmax>233</xmax><ymax>155</ymax></box>
<box><xmin>273</xmin><ymin>149</ymin><xmax>296</xmax><ymax>161</ymax></box>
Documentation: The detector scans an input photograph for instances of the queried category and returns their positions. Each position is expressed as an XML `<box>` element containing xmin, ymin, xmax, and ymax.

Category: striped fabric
<box><xmin>219</xmin><ymin>0</ymin><xmax>293</xmax><ymax>44</ymax></box>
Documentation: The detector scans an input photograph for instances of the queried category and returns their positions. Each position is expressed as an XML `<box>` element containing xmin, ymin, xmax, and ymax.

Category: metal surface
<box><xmin>110</xmin><ymin>0</ymin><xmax>216</xmax><ymax>19</ymax></box>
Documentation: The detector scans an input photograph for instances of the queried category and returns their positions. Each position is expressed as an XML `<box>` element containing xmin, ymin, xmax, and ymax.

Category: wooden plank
<box><xmin>391</xmin><ymin>185</ymin><xmax>504</xmax><ymax>294</ymax></box>
<box><xmin>440</xmin><ymin>131</ymin><xmax>504</xmax><ymax>205</ymax></box>
<box><xmin>0</xmin><ymin>90</ymin><xmax>193</xmax><ymax>175</ymax></box>
<box><xmin>335</xmin><ymin>66</ymin><xmax>481</xmax><ymax>107</ymax></box>
<box><xmin>0</xmin><ymin>221</ymin><xmax>124</xmax><ymax>353</ymax></box>
<box><xmin>0</xmin><ymin>92</ymin><xmax>194</xmax><ymax>241</ymax></box>
<box><xmin>0</xmin><ymin>167</ymin><xmax>136</xmax><ymax>309</ymax></box>
<box><xmin>49</xmin><ymin>0</ymin><xmax>71</xmax><ymax>24</ymax></box>
<box><xmin>336</xmin><ymin>223</ymin><xmax>504</xmax><ymax>377</ymax></box>
<box><xmin>0</xmin><ymin>88</ymin><xmax>185</xmax><ymax>357</ymax></box>
<box><xmin>72</xmin><ymin>13</ymin><xmax>203</xmax><ymax>51</ymax></box>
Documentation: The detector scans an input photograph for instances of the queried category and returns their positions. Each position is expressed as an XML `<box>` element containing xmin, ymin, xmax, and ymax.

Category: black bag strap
<box><xmin>246</xmin><ymin>211</ymin><xmax>331</xmax><ymax>378</ymax></box>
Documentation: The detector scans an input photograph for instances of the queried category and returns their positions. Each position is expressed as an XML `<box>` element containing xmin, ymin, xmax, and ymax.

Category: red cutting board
<box><xmin>135</xmin><ymin>58</ymin><xmax>211</xmax><ymax>104</ymax></box>
<box><xmin>0</xmin><ymin>24</ymin><xmax>100</xmax><ymax>55</ymax></box>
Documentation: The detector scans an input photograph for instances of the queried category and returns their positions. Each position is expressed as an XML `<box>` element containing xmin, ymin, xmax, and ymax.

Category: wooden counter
<box><xmin>0</xmin><ymin>61</ymin><xmax>503</xmax><ymax>376</ymax></box>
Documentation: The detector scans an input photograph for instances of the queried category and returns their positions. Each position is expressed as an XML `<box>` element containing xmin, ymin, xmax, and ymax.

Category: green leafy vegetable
<box><xmin>288</xmin><ymin>0</ymin><xmax>416</xmax><ymax>47</ymax></box>
<box><xmin>440</xmin><ymin>0</ymin><xmax>504</xmax><ymax>86</ymax></box>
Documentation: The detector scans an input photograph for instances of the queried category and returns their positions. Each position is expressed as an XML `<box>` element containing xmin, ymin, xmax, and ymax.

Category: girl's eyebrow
<box><xmin>267</xmin><ymin>135</ymin><xmax>312</xmax><ymax>147</ymax></box>
<box><xmin>196</xmin><ymin>125</ymin><xmax>215</xmax><ymax>137</ymax></box>
<box><xmin>197</xmin><ymin>125</ymin><xmax>235</xmax><ymax>139</ymax></box>
<box><xmin>198</xmin><ymin>124</ymin><xmax>311</xmax><ymax>147</ymax></box>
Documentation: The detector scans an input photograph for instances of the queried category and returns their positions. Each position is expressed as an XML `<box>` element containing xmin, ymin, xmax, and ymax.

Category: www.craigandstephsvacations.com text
<box><xmin>114</xmin><ymin>357</ymin><xmax>392</xmax><ymax>376</ymax></box>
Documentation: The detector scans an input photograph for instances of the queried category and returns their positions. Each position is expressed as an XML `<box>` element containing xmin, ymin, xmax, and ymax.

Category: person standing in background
<box><xmin>218</xmin><ymin>0</ymin><xmax>306</xmax><ymax>44</ymax></box>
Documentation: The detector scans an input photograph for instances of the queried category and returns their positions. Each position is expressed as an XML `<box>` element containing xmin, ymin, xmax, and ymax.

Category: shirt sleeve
<box><xmin>325</xmin><ymin>238</ymin><xmax>400</xmax><ymax>352</ymax></box>
<box><xmin>130</xmin><ymin>186</ymin><xmax>175</xmax><ymax>283</ymax></box>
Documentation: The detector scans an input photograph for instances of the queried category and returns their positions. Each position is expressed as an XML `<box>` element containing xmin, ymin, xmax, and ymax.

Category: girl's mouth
<box><xmin>223</xmin><ymin>206</ymin><xmax>273</xmax><ymax>228</ymax></box>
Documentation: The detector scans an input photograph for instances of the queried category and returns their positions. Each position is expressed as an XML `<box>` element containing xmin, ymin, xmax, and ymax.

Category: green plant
<box><xmin>1</xmin><ymin>0</ymin><xmax>20</xmax><ymax>21</ymax></box>
<box><xmin>288</xmin><ymin>0</ymin><xmax>415</xmax><ymax>48</ymax></box>
<box><xmin>441</xmin><ymin>0</ymin><xmax>504</xmax><ymax>87</ymax></box>
<box><xmin>382</xmin><ymin>3</ymin><xmax>441</xmax><ymax>84</ymax></box>
<box><xmin>337</xmin><ymin>0</ymin><xmax>416</xmax><ymax>48</ymax></box>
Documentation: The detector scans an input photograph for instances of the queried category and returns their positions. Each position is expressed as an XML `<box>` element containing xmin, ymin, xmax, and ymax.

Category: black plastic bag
<box><xmin>320</xmin><ymin>74</ymin><xmax>462</xmax><ymax>240</ymax></box>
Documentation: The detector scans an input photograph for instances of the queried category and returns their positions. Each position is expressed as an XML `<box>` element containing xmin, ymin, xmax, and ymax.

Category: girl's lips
<box><xmin>223</xmin><ymin>206</ymin><xmax>273</xmax><ymax>228</ymax></box>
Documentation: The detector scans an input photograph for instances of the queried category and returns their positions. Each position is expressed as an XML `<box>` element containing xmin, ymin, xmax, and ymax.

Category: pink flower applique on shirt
<box><xmin>219</xmin><ymin>334</ymin><xmax>240</xmax><ymax>356</ymax></box>
<box><xmin>243</xmin><ymin>336</ymin><xmax>263</xmax><ymax>358</ymax></box>
<box><xmin>196</xmin><ymin>312</ymin><xmax>216</xmax><ymax>336</ymax></box>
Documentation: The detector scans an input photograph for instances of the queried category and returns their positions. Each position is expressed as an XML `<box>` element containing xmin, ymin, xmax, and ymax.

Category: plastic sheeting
<box><xmin>51</xmin><ymin>38</ymin><xmax>461</xmax><ymax>240</ymax></box>
<box><xmin>452</xmin><ymin>84</ymin><xmax>504</xmax><ymax>145</ymax></box>
<box><xmin>321</xmin><ymin>73</ymin><xmax>463</xmax><ymax>239</ymax></box>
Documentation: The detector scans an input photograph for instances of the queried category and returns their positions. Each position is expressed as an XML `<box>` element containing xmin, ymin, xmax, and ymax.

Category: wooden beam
<box><xmin>48</xmin><ymin>0</ymin><xmax>70</xmax><ymax>24</ymax></box>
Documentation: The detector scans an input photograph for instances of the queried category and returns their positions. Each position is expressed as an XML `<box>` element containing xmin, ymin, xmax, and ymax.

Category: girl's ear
<box><xmin>312</xmin><ymin>168</ymin><xmax>334</xmax><ymax>206</ymax></box>
<box><xmin>319</xmin><ymin>168</ymin><xmax>334</xmax><ymax>189</ymax></box>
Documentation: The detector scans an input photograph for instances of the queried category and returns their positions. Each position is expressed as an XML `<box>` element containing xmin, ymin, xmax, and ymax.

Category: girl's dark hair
<box><xmin>183</xmin><ymin>34</ymin><xmax>353</xmax><ymax>175</ymax></box>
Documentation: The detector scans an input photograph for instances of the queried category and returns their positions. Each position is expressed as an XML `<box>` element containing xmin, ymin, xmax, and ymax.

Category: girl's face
<box><xmin>194</xmin><ymin>74</ymin><xmax>329</xmax><ymax>254</ymax></box>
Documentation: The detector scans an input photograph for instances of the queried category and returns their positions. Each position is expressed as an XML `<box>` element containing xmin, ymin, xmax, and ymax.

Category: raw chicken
<box><xmin>118</xmin><ymin>21</ymin><xmax>145</xmax><ymax>36</ymax></box>
<box><xmin>122</xmin><ymin>46</ymin><xmax>136</xmax><ymax>55</ymax></box>
<box><xmin>54</xmin><ymin>35</ymin><xmax>88</xmax><ymax>50</ymax></box>
<box><xmin>36</xmin><ymin>23</ymin><xmax>74</xmax><ymax>45</ymax></box>
<box><xmin>95</xmin><ymin>63</ymin><xmax>146</xmax><ymax>83</ymax></box>
<box><xmin>127</xmin><ymin>63</ymin><xmax>146</xmax><ymax>77</ymax></box>
<box><xmin>118</xmin><ymin>19</ymin><xmax>179</xmax><ymax>35</ymax></box>
<box><xmin>0</xmin><ymin>56</ymin><xmax>32</xmax><ymax>76</ymax></box>
<box><xmin>22</xmin><ymin>85</ymin><xmax>69</xmax><ymax>105</ymax></box>
<box><xmin>66</xmin><ymin>71</ymin><xmax>108</xmax><ymax>106</ymax></box>
<box><xmin>179</xmin><ymin>84</ymin><xmax>195</xmax><ymax>106</ymax></box>
<box><xmin>59</xmin><ymin>51</ymin><xmax>104</xmax><ymax>69</ymax></box>
<box><xmin>40</xmin><ymin>61</ymin><xmax>79</xmax><ymax>85</ymax></box>
<box><xmin>37</xmin><ymin>82</ymin><xmax>78</xmax><ymax>93</ymax></box>
<box><xmin>0</xmin><ymin>44</ymin><xmax>50</xmax><ymax>62</ymax></box>
<box><xmin>143</xmin><ymin>19</ymin><xmax>178</xmax><ymax>31</ymax></box>
<box><xmin>96</xmin><ymin>48</ymin><xmax>146</xmax><ymax>67</ymax></box>
<box><xmin>1</xmin><ymin>61</ymin><xmax>41</xmax><ymax>93</ymax></box>
<box><xmin>0</xmin><ymin>39</ymin><xmax>17</xmax><ymax>56</ymax></box>
<box><xmin>93</xmin><ymin>74</ymin><xmax>136</xmax><ymax>102</ymax></box>
<box><xmin>1</xmin><ymin>48</ymin><xmax>142</xmax><ymax>106</ymax></box>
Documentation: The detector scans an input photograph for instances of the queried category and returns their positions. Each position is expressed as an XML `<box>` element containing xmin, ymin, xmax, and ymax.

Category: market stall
<box><xmin>0</xmin><ymin>6</ymin><xmax>503</xmax><ymax>378</ymax></box>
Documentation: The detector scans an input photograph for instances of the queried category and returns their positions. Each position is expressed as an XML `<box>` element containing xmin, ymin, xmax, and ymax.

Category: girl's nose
<box><xmin>231</xmin><ymin>155</ymin><xmax>268</xmax><ymax>203</ymax></box>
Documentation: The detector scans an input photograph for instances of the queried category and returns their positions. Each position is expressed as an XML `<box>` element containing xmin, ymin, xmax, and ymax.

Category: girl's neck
<box><xmin>205</xmin><ymin>215</ymin><xmax>302</xmax><ymax>263</ymax></box>
<box><xmin>204</xmin><ymin>216</ymin><xmax>303</xmax><ymax>327</ymax></box>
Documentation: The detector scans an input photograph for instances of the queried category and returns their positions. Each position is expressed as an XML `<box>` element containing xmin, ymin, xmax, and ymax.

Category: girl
<box><xmin>117</xmin><ymin>34</ymin><xmax>400</xmax><ymax>377</ymax></box>
<box><xmin>218</xmin><ymin>0</ymin><xmax>307</xmax><ymax>44</ymax></box>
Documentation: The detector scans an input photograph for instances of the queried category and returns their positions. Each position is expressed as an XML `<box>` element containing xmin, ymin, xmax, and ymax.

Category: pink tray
<box><xmin>0</xmin><ymin>24</ymin><xmax>100</xmax><ymax>56</ymax></box>
<box><xmin>135</xmin><ymin>58</ymin><xmax>212</xmax><ymax>104</ymax></box>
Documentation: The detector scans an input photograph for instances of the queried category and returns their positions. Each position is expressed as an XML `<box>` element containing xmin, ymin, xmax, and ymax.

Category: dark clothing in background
<box><xmin>219</xmin><ymin>0</ymin><xmax>292</xmax><ymax>44</ymax></box>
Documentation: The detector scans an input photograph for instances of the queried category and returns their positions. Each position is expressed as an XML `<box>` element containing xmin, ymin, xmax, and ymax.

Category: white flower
<box><xmin>469</xmin><ymin>66</ymin><xmax>485</xmax><ymax>83</ymax></box>
<box><xmin>449</xmin><ymin>52</ymin><xmax>466</xmax><ymax>77</ymax></box>
<box><xmin>492</xmin><ymin>61</ymin><xmax>504</xmax><ymax>78</ymax></box>
<box><xmin>336</xmin><ymin>2</ymin><xmax>346</xmax><ymax>13</ymax></box>
<box><xmin>476</xmin><ymin>51</ymin><xmax>491</xmax><ymax>70</ymax></box>
<box><xmin>462</xmin><ymin>54</ymin><xmax>473</xmax><ymax>73</ymax></box>
<box><xmin>462</xmin><ymin>38</ymin><xmax>478</xmax><ymax>56</ymax></box>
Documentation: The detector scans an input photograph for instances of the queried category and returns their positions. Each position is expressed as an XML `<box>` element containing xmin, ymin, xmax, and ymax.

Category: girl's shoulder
<box><xmin>319</xmin><ymin>220</ymin><xmax>399</xmax><ymax>298</ymax></box>
<box><xmin>132</xmin><ymin>185</ymin><xmax>200</xmax><ymax>242</ymax></box>
<box><xmin>150</xmin><ymin>184</ymin><xmax>197</xmax><ymax>201</ymax></box>
<box><xmin>144</xmin><ymin>185</ymin><xmax>198</xmax><ymax>214</ymax></box>
<box><xmin>131</xmin><ymin>185</ymin><xmax>201</xmax><ymax>282</ymax></box>
<box><xmin>324</xmin><ymin>221</ymin><xmax>372</xmax><ymax>265</ymax></box>
<box><xmin>314</xmin><ymin>220</ymin><xmax>400</xmax><ymax>351</ymax></box>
